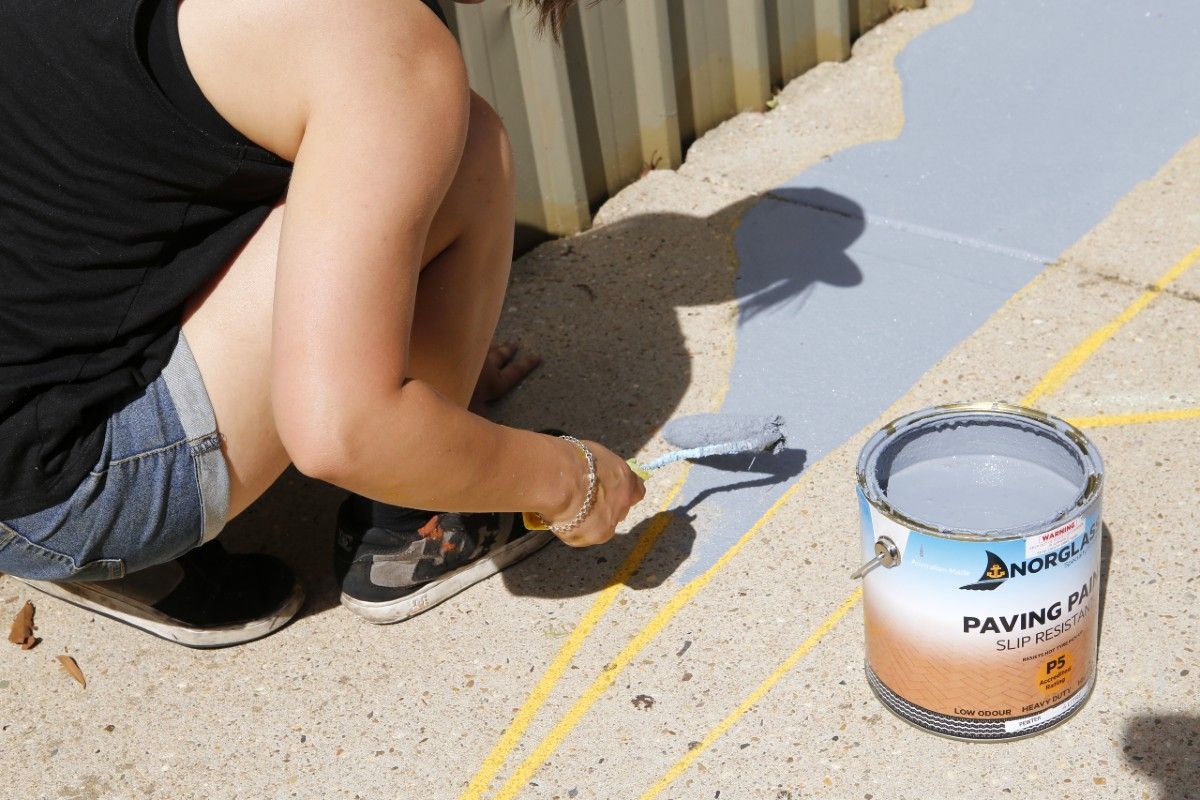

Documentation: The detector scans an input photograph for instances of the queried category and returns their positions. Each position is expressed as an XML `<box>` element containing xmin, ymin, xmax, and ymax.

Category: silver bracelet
<box><xmin>534</xmin><ymin>435</ymin><xmax>597</xmax><ymax>534</ymax></box>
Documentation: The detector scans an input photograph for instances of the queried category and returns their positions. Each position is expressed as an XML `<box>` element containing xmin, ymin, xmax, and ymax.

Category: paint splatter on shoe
<box><xmin>334</xmin><ymin>496</ymin><xmax>553</xmax><ymax>624</ymax></box>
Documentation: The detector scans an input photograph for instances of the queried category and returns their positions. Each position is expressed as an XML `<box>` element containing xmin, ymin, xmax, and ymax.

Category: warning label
<box><xmin>1026</xmin><ymin>518</ymin><xmax>1084</xmax><ymax>558</ymax></box>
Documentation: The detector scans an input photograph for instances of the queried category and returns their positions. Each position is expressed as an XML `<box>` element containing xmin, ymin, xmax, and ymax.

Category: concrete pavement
<box><xmin>3</xmin><ymin>2</ymin><xmax>1197</xmax><ymax>798</ymax></box>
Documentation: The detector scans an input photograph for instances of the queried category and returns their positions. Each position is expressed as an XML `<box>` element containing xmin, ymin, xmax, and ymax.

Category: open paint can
<box><xmin>853</xmin><ymin>402</ymin><xmax>1103</xmax><ymax>741</ymax></box>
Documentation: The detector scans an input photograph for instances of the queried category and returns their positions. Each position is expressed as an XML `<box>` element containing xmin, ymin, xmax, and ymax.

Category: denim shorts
<box><xmin>0</xmin><ymin>333</ymin><xmax>230</xmax><ymax>582</ymax></box>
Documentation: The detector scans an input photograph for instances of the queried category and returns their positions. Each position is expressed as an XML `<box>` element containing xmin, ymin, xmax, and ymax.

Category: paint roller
<box><xmin>524</xmin><ymin>414</ymin><xmax>786</xmax><ymax>531</ymax></box>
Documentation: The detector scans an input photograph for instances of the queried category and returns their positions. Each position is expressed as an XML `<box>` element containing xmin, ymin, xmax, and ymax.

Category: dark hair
<box><xmin>520</xmin><ymin>0</ymin><xmax>582</xmax><ymax>38</ymax></box>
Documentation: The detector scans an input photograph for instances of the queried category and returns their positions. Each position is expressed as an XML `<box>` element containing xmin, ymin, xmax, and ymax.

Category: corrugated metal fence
<box><xmin>438</xmin><ymin>0</ymin><xmax>921</xmax><ymax>249</ymax></box>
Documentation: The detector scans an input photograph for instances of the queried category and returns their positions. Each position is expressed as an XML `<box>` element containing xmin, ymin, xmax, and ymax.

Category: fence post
<box><xmin>850</xmin><ymin>0</ymin><xmax>892</xmax><ymax>38</ymax></box>
<box><xmin>814</xmin><ymin>0</ymin><xmax>852</xmax><ymax>62</ymax></box>
<box><xmin>727</xmin><ymin>0</ymin><xmax>773</xmax><ymax>111</ymax></box>
<box><xmin>669</xmin><ymin>0</ymin><xmax>737</xmax><ymax>142</ymax></box>
<box><xmin>625</xmin><ymin>0</ymin><xmax>683</xmax><ymax>169</ymax></box>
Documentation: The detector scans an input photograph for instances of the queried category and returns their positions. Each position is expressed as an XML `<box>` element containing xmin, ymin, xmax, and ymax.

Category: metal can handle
<box><xmin>851</xmin><ymin>536</ymin><xmax>900</xmax><ymax>579</ymax></box>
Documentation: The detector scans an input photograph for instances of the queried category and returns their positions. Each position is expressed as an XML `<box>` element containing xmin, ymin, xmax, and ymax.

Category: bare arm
<box><xmin>260</xmin><ymin>3</ymin><xmax>586</xmax><ymax>520</ymax></box>
<box><xmin>178</xmin><ymin>0</ymin><xmax>642</xmax><ymax>535</ymax></box>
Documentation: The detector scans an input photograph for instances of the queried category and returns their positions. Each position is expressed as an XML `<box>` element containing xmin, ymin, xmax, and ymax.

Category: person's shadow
<box><xmin>1122</xmin><ymin>715</ymin><xmax>1199</xmax><ymax>799</ymax></box>
<box><xmin>219</xmin><ymin>188</ymin><xmax>864</xmax><ymax>615</ymax></box>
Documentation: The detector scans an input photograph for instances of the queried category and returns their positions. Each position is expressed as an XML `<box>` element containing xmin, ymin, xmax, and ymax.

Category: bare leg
<box><xmin>406</xmin><ymin>95</ymin><xmax>517</xmax><ymax>408</ymax></box>
<box><xmin>183</xmin><ymin>94</ymin><xmax>535</xmax><ymax>520</ymax></box>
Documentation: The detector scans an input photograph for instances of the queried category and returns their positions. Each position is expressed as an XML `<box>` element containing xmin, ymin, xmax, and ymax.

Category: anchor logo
<box><xmin>960</xmin><ymin>551</ymin><xmax>1009</xmax><ymax>591</ymax></box>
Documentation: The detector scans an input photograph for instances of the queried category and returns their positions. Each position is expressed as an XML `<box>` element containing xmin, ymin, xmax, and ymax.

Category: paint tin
<box><xmin>854</xmin><ymin>402</ymin><xmax>1103</xmax><ymax>741</ymax></box>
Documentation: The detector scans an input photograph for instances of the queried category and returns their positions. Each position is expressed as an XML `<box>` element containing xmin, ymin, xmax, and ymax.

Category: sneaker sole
<box><xmin>17</xmin><ymin>577</ymin><xmax>306</xmax><ymax>648</ymax></box>
<box><xmin>340</xmin><ymin>529</ymin><xmax>554</xmax><ymax>624</ymax></box>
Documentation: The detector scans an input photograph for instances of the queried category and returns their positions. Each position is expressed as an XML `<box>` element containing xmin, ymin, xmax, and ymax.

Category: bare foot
<box><xmin>470</xmin><ymin>341</ymin><xmax>541</xmax><ymax>416</ymax></box>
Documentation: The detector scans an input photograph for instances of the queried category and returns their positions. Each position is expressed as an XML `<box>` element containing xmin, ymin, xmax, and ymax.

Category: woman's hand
<box><xmin>547</xmin><ymin>439</ymin><xmax>646</xmax><ymax>547</ymax></box>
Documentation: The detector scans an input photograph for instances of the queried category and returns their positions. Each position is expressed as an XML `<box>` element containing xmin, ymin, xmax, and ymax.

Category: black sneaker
<box><xmin>334</xmin><ymin>496</ymin><xmax>553</xmax><ymax>624</ymax></box>
<box><xmin>18</xmin><ymin>540</ymin><xmax>304</xmax><ymax>648</ymax></box>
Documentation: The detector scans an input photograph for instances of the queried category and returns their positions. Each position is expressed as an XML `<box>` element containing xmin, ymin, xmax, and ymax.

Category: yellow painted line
<box><xmin>635</xmin><ymin>246</ymin><xmax>1200</xmax><ymax>794</ymax></box>
<box><xmin>458</xmin><ymin>468</ymin><xmax>691</xmax><ymax>800</ymax></box>
<box><xmin>482</xmin><ymin>241</ymin><xmax>1198</xmax><ymax>798</ymax></box>
<box><xmin>489</xmin><ymin>478</ymin><xmax>810</xmax><ymax>800</ymax></box>
<box><xmin>633</xmin><ymin>247</ymin><xmax>1199</xmax><ymax>799</ymax></box>
<box><xmin>463</xmin><ymin>197</ymin><xmax>749</xmax><ymax>800</ymax></box>
<box><xmin>1023</xmin><ymin>245</ymin><xmax>1200</xmax><ymax>405</ymax></box>
<box><xmin>639</xmin><ymin>588</ymin><xmax>864</xmax><ymax>800</ymax></box>
<box><xmin>1068</xmin><ymin>407</ymin><xmax>1200</xmax><ymax>429</ymax></box>
<box><xmin>489</xmin><ymin>241</ymin><xmax>1196</xmax><ymax>797</ymax></box>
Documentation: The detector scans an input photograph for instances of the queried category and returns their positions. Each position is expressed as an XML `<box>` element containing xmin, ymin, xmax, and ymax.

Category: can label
<box><xmin>858</xmin><ymin>487</ymin><xmax>1100</xmax><ymax>739</ymax></box>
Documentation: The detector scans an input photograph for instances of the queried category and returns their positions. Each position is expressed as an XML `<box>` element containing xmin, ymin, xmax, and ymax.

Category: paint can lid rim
<box><xmin>856</xmin><ymin>401</ymin><xmax>1103</xmax><ymax>542</ymax></box>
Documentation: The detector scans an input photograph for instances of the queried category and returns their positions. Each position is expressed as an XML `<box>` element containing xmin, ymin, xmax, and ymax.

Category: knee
<box><xmin>461</xmin><ymin>93</ymin><xmax>514</xmax><ymax>199</ymax></box>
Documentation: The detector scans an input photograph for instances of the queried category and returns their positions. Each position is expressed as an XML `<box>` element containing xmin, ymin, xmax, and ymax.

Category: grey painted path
<box><xmin>678</xmin><ymin>0</ymin><xmax>1200</xmax><ymax>577</ymax></box>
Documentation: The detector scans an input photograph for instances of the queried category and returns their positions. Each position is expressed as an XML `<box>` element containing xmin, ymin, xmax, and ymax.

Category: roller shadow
<box><xmin>501</xmin><ymin>449</ymin><xmax>807</xmax><ymax>600</ymax></box>
<box><xmin>1122</xmin><ymin>715</ymin><xmax>1199</xmax><ymax>799</ymax></box>
<box><xmin>218</xmin><ymin>188</ymin><xmax>864</xmax><ymax>616</ymax></box>
<box><xmin>673</xmin><ymin>447</ymin><xmax>808</xmax><ymax>516</ymax></box>
<box><xmin>500</xmin><ymin>512</ymin><xmax>698</xmax><ymax>601</ymax></box>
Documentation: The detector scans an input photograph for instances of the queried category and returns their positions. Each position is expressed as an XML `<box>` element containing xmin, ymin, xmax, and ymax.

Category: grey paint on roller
<box><xmin>661</xmin><ymin>414</ymin><xmax>786</xmax><ymax>452</ymax></box>
<box><xmin>676</xmin><ymin>0</ymin><xmax>1200</xmax><ymax>578</ymax></box>
<box><xmin>643</xmin><ymin>414</ymin><xmax>786</xmax><ymax>470</ymax></box>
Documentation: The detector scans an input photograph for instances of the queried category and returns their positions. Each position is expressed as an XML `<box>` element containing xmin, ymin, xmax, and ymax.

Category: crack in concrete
<box><xmin>684</xmin><ymin>171</ymin><xmax>756</xmax><ymax>200</ymax></box>
<box><xmin>1069</xmin><ymin>264</ymin><xmax>1200</xmax><ymax>305</ymax></box>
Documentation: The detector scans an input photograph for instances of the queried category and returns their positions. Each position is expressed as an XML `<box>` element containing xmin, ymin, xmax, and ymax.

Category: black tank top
<box><xmin>0</xmin><ymin>0</ymin><xmax>450</xmax><ymax>519</ymax></box>
<box><xmin>0</xmin><ymin>0</ymin><xmax>448</xmax><ymax>519</ymax></box>
<box><xmin>0</xmin><ymin>0</ymin><xmax>284</xmax><ymax>518</ymax></box>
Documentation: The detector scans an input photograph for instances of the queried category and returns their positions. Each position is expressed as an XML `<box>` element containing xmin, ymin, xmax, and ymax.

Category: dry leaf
<box><xmin>7</xmin><ymin>601</ymin><xmax>40</xmax><ymax>650</ymax></box>
<box><xmin>56</xmin><ymin>654</ymin><xmax>86</xmax><ymax>689</ymax></box>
